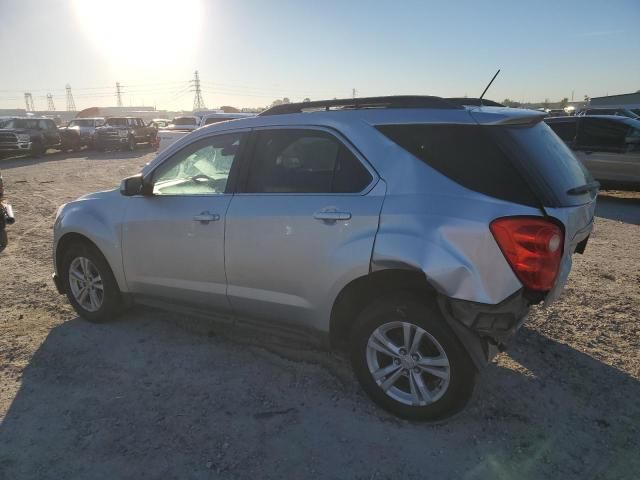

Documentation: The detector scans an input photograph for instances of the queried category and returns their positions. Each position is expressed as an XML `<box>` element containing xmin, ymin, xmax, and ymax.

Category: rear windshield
<box><xmin>377</xmin><ymin>122</ymin><xmax>593</xmax><ymax>208</ymax></box>
<box><xmin>105</xmin><ymin>118</ymin><xmax>128</xmax><ymax>126</ymax></box>
<box><xmin>172</xmin><ymin>117</ymin><xmax>197</xmax><ymax>126</ymax></box>
<box><xmin>203</xmin><ymin>117</ymin><xmax>234</xmax><ymax>125</ymax></box>
<box><xmin>491</xmin><ymin>122</ymin><xmax>594</xmax><ymax>207</ymax></box>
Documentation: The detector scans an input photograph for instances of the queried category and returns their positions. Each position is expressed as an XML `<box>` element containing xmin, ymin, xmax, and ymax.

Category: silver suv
<box><xmin>52</xmin><ymin>96</ymin><xmax>597</xmax><ymax>420</ymax></box>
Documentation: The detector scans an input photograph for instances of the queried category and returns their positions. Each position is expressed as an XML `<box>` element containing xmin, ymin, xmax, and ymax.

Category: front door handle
<box><xmin>193</xmin><ymin>212</ymin><xmax>220</xmax><ymax>223</ymax></box>
<box><xmin>313</xmin><ymin>211</ymin><xmax>352</xmax><ymax>222</ymax></box>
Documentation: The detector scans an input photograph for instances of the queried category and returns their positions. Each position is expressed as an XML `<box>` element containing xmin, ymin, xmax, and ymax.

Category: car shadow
<box><xmin>595</xmin><ymin>193</ymin><xmax>640</xmax><ymax>225</ymax></box>
<box><xmin>0</xmin><ymin>147</ymin><xmax>155</xmax><ymax>170</ymax></box>
<box><xmin>0</xmin><ymin>315</ymin><xmax>638</xmax><ymax>479</ymax></box>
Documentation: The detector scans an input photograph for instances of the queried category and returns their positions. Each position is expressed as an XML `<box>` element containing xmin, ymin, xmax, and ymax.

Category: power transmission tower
<box><xmin>116</xmin><ymin>82</ymin><xmax>123</xmax><ymax>107</ymax></box>
<box><xmin>65</xmin><ymin>84</ymin><xmax>76</xmax><ymax>112</ymax></box>
<box><xmin>352</xmin><ymin>88</ymin><xmax>357</xmax><ymax>99</ymax></box>
<box><xmin>191</xmin><ymin>70</ymin><xmax>206</xmax><ymax>111</ymax></box>
<box><xmin>24</xmin><ymin>93</ymin><xmax>35</xmax><ymax>111</ymax></box>
<box><xmin>46</xmin><ymin>93</ymin><xmax>56</xmax><ymax>111</ymax></box>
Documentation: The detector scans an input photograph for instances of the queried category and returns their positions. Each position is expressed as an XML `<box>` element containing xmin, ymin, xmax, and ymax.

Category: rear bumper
<box><xmin>438</xmin><ymin>289</ymin><xmax>531</xmax><ymax>368</ymax></box>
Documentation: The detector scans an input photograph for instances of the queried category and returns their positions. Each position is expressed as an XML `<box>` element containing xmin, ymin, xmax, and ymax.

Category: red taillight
<box><xmin>490</xmin><ymin>217</ymin><xmax>564</xmax><ymax>292</ymax></box>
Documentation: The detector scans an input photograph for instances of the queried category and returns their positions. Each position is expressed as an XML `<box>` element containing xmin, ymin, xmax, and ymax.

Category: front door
<box><xmin>575</xmin><ymin>117</ymin><xmax>640</xmax><ymax>184</ymax></box>
<box><xmin>121</xmin><ymin>131</ymin><xmax>247</xmax><ymax>311</ymax></box>
<box><xmin>225</xmin><ymin>127</ymin><xmax>384</xmax><ymax>331</ymax></box>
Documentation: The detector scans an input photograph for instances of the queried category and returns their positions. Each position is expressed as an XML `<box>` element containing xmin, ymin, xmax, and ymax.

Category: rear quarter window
<box><xmin>376</xmin><ymin>124</ymin><xmax>539</xmax><ymax>207</ymax></box>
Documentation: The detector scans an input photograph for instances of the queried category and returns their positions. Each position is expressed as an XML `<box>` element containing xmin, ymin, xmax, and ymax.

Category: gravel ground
<box><xmin>0</xmin><ymin>150</ymin><xmax>638</xmax><ymax>480</ymax></box>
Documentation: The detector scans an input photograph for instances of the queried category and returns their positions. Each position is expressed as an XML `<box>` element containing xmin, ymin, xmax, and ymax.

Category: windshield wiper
<box><xmin>567</xmin><ymin>181</ymin><xmax>600</xmax><ymax>195</ymax></box>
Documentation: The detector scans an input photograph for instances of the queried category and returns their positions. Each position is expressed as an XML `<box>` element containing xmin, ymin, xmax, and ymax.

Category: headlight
<box><xmin>17</xmin><ymin>134</ymin><xmax>30</xmax><ymax>142</ymax></box>
<box><xmin>118</xmin><ymin>130</ymin><xmax>128</xmax><ymax>137</ymax></box>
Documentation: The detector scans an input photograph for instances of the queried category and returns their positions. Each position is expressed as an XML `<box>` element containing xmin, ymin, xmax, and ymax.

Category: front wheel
<box><xmin>350</xmin><ymin>294</ymin><xmax>476</xmax><ymax>421</ymax></box>
<box><xmin>61</xmin><ymin>241</ymin><xmax>122</xmax><ymax>322</ymax></box>
<box><xmin>127</xmin><ymin>135</ymin><xmax>136</xmax><ymax>151</ymax></box>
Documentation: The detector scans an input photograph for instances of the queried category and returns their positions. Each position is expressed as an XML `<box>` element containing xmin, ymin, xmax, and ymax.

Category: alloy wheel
<box><xmin>68</xmin><ymin>256</ymin><xmax>104</xmax><ymax>312</ymax></box>
<box><xmin>366</xmin><ymin>321</ymin><xmax>451</xmax><ymax>406</ymax></box>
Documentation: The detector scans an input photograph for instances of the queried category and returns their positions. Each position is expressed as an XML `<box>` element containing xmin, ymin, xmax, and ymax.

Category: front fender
<box><xmin>54</xmin><ymin>191</ymin><xmax>128</xmax><ymax>292</ymax></box>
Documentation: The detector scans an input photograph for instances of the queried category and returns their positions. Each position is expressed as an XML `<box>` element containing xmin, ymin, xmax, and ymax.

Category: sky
<box><xmin>0</xmin><ymin>0</ymin><xmax>638</xmax><ymax>112</ymax></box>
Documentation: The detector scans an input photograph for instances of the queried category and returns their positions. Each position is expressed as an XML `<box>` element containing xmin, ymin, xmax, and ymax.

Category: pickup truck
<box><xmin>59</xmin><ymin>117</ymin><xmax>105</xmax><ymax>151</ymax></box>
<box><xmin>0</xmin><ymin>117</ymin><xmax>61</xmax><ymax>157</ymax></box>
<box><xmin>94</xmin><ymin>117</ymin><xmax>157</xmax><ymax>151</ymax></box>
<box><xmin>156</xmin><ymin>112</ymin><xmax>255</xmax><ymax>153</ymax></box>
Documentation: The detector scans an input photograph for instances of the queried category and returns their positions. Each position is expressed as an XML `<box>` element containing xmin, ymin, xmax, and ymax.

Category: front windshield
<box><xmin>105</xmin><ymin>118</ymin><xmax>128</xmax><ymax>126</ymax></box>
<box><xmin>0</xmin><ymin>118</ymin><xmax>39</xmax><ymax>129</ymax></box>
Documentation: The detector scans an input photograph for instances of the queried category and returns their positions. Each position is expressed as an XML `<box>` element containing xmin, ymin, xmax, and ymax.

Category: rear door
<box><xmin>224</xmin><ymin>127</ymin><xmax>384</xmax><ymax>330</ymax></box>
<box><xmin>574</xmin><ymin>117</ymin><xmax>638</xmax><ymax>184</ymax></box>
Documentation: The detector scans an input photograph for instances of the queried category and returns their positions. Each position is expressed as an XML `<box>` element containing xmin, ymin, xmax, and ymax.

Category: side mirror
<box><xmin>120</xmin><ymin>174</ymin><xmax>145</xmax><ymax>196</ymax></box>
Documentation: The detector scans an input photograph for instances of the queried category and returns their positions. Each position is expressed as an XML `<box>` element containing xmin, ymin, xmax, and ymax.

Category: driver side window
<box><xmin>152</xmin><ymin>132</ymin><xmax>244</xmax><ymax>196</ymax></box>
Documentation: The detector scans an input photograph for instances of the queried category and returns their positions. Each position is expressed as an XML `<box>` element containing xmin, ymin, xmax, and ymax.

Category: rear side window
<box><xmin>546</xmin><ymin>119</ymin><xmax>578</xmax><ymax>142</ymax></box>
<box><xmin>244</xmin><ymin>129</ymin><xmax>372</xmax><ymax>194</ymax></box>
<box><xmin>577</xmin><ymin>118</ymin><xmax>631</xmax><ymax>153</ymax></box>
<box><xmin>376</xmin><ymin>124</ymin><xmax>539</xmax><ymax>206</ymax></box>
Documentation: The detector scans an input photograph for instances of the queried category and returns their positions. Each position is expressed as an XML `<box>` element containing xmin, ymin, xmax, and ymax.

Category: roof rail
<box><xmin>259</xmin><ymin>95</ymin><xmax>462</xmax><ymax>116</ymax></box>
<box><xmin>446</xmin><ymin>98</ymin><xmax>505</xmax><ymax>107</ymax></box>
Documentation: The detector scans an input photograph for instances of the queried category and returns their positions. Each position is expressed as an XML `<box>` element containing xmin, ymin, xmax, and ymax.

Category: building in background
<box><xmin>590</xmin><ymin>92</ymin><xmax>640</xmax><ymax>109</ymax></box>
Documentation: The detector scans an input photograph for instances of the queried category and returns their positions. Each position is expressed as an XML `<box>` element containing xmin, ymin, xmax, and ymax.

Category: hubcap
<box><xmin>366</xmin><ymin>321</ymin><xmax>451</xmax><ymax>406</ymax></box>
<box><xmin>68</xmin><ymin>257</ymin><xmax>104</xmax><ymax>312</ymax></box>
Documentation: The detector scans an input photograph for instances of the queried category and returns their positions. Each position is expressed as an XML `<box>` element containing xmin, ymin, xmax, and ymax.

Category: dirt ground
<box><xmin>0</xmin><ymin>149</ymin><xmax>638</xmax><ymax>480</ymax></box>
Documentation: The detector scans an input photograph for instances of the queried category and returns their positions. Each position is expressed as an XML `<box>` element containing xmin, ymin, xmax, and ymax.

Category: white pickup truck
<box><xmin>156</xmin><ymin>112</ymin><xmax>256</xmax><ymax>153</ymax></box>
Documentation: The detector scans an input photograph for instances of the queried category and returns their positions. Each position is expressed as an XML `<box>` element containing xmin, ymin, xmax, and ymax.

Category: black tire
<box><xmin>0</xmin><ymin>229</ymin><xmax>7</xmax><ymax>253</ymax></box>
<box><xmin>127</xmin><ymin>135</ymin><xmax>136</xmax><ymax>151</ymax></box>
<box><xmin>350</xmin><ymin>293</ymin><xmax>476</xmax><ymax>421</ymax></box>
<box><xmin>61</xmin><ymin>241</ymin><xmax>123</xmax><ymax>322</ymax></box>
<box><xmin>30</xmin><ymin>141</ymin><xmax>46</xmax><ymax>157</ymax></box>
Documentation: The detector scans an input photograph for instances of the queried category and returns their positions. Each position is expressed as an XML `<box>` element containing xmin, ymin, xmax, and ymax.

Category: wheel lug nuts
<box><xmin>412</xmin><ymin>354</ymin><xmax>419</xmax><ymax>361</ymax></box>
<box><xmin>413</xmin><ymin>367</ymin><xmax>420</xmax><ymax>373</ymax></box>
<box><xmin>393</xmin><ymin>359</ymin><xmax>400</xmax><ymax>365</ymax></box>
<box><xmin>399</xmin><ymin>349</ymin><xmax>407</xmax><ymax>355</ymax></box>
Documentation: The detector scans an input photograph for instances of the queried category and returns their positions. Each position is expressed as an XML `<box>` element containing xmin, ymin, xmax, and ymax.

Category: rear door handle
<box><xmin>313</xmin><ymin>211</ymin><xmax>352</xmax><ymax>222</ymax></box>
<box><xmin>193</xmin><ymin>212</ymin><xmax>220</xmax><ymax>223</ymax></box>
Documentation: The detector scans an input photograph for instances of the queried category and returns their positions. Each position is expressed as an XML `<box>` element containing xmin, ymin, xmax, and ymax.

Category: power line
<box><xmin>46</xmin><ymin>93</ymin><xmax>56</xmax><ymax>111</ymax></box>
<box><xmin>24</xmin><ymin>93</ymin><xmax>35</xmax><ymax>111</ymax></box>
<box><xmin>65</xmin><ymin>84</ymin><xmax>76</xmax><ymax>112</ymax></box>
<box><xmin>191</xmin><ymin>70</ymin><xmax>206</xmax><ymax>111</ymax></box>
<box><xmin>116</xmin><ymin>82</ymin><xmax>123</xmax><ymax>107</ymax></box>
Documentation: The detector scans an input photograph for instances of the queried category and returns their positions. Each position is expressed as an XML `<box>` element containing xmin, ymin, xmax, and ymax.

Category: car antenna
<box><xmin>479</xmin><ymin>69</ymin><xmax>501</xmax><ymax>107</ymax></box>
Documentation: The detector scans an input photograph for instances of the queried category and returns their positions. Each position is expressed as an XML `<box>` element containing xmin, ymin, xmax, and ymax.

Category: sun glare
<box><xmin>73</xmin><ymin>0</ymin><xmax>203</xmax><ymax>69</ymax></box>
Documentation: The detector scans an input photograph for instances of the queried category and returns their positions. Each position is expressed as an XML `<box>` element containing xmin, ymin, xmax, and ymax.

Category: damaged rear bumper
<box><xmin>438</xmin><ymin>289</ymin><xmax>531</xmax><ymax>368</ymax></box>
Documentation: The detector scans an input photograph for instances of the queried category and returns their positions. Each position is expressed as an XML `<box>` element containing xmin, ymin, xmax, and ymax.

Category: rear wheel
<box><xmin>61</xmin><ymin>241</ymin><xmax>122</xmax><ymax>322</ymax></box>
<box><xmin>350</xmin><ymin>293</ymin><xmax>476</xmax><ymax>420</ymax></box>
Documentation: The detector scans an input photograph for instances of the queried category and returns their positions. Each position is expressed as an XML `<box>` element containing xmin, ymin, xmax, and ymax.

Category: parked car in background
<box><xmin>0</xmin><ymin>170</ymin><xmax>15</xmax><ymax>252</ymax></box>
<box><xmin>546</xmin><ymin>108</ymin><xmax>569</xmax><ymax>116</ymax></box>
<box><xmin>156</xmin><ymin>112</ymin><xmax>255</xmax><ymax>153</ymax></box>
<box><xmin>148</xmin><ymin>118</ymin><xmax>171</xmax><ymax>129</ymax></box>
<box><xmin>53</xmin><ymin>96</ymin><xmax>597</xmax><ymax>420</ymax></box>
<box><xmin>577</xmin><ymin>107</ymin><xmax>639</xmax><ymax>119</ymax></box>
<box><xmin>0</xmin><ymin>117</ymin><xmax>61</xmax><ymax>157</ymax></box>
<box><xmin>95</xmin><ymin>117</ymin><xmax>156</xmax><ymax>151</ymax></box>
<box><xmin>167</xmin><ymin>116</ymin><xmax>200</xmax><ymax>131</ymax></box>
<box><xmin>59</xmin><ymin>117</ymin><xmax>105</xmax><ymax>151</ymax></box>
<box><xmin>545</xmin><ymin>115</ymin><xmax>640</xmax><ymax>190</ymax></box>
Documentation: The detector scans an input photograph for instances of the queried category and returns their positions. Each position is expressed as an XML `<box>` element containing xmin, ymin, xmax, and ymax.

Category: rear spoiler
<box><xmin>468</xmin><ymin>107</ymin><xmax>546</xmax><ymax>126</ymax></box>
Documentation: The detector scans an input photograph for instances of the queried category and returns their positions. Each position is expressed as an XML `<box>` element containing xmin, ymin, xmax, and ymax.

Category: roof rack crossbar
<box><xmin>259</xmin><ymin>95</ymin><xmax>463</xmax><ymax>116</ymax></box>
